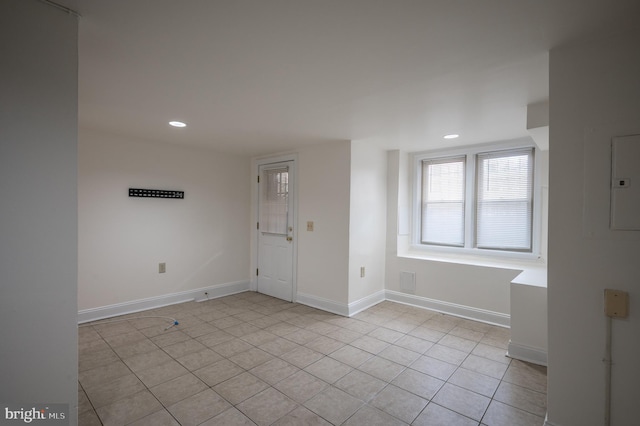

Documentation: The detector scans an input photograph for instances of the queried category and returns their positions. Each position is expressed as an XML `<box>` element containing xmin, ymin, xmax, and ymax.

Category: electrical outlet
<box><xmin>360</xmin><ymin>266</ymin><xmax>365</xmax><ymax>278</ymax></box>
<box><xmin>307</xmin><ymin>221</ymin><xmax>314</xmax><ymax>231</ymax></box>
<box><xmin>159</xmin><ymin>262</ymin><xmax>166</xmax><ymax>273</ymax></box>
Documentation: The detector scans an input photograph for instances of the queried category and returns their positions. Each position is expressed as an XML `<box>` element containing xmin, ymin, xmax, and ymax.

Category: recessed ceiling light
<box><xmin>444</xmin><ymin>134</ymin><xmax>459</xmax><ymax>139</ymax></box>
<box><xmin>169</xmin><ymin>121</ymin><xmax>187</xmax><ymax>128</ymax></box>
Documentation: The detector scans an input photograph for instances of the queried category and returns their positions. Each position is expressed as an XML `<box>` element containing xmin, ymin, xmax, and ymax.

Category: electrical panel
<box><xmin>611</xmin><ymin>135</ymin><xmax>640</xmax><ymax>230</ymax></box>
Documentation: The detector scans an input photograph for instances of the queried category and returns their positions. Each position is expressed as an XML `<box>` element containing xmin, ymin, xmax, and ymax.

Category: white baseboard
<box><xmin>348</xmin><ymin>290</ymin><xmax>386</xmax><ymax>317</ymax></box>
<box><xmin>296</xmin><ymin>290</ymin><xmax>386</xmax><ymax>317</ymax></box>
<box><xmin>296</xmin><ymin>292</ymin><xmax>349</xmax><ymax>316</ymax></box>
<box><xmin>543</xmin><ymin>414</ymin><xmax>559</xmax><ymax>426</ymax></box>
<box><xmin>78</xmin><ymin>280</ymin><xmax>250</xmax><ymax>324</ymax></box>
<box><xmin>79</xmin><ymin>282</ymin><xmax>511</xmax><ymax>332</ymax></box>
<box><xmin>385</xmin><ymin>290</ymin><xmax>511</xmax><ymax>328</ymax></box>
<box><xmin>507</xmin><ymin>340</ymin><xmax>548</xmax><ymax>366</ymax></box>
<box><xmin>297</xmin><ymin>290</ymin><xmax>510</xmax><ymax>327</ymax></box>
<box><xmin>192</xmin><ymin>280</ymin><xmax>251</xmax><ymax>303</ymax></box>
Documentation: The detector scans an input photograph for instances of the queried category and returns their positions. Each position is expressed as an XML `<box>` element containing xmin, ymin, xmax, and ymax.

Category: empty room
<box><xmin>2</xmin><ymin>1</ymin><xmax>640</xmax><ymax>426</ymax></box>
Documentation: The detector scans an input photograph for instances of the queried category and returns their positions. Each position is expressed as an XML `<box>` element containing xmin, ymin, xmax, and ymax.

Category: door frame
<box><xmin>252</xmin><ymin>153</ymin><xmax>298</xmax><ymax>301</ymax></box>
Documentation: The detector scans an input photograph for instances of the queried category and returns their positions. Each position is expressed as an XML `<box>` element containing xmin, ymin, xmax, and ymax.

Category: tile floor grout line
<box><xmin>97</xmin><ymin>322</ymin><xmax>162</xmax><ymax>425</ymax></box>
<box><xmin>77</xmin><ymin>379</ymin><xmax>103</xmax><ymax>424</ymax></box>
<box><xmin>79</xmin><ymin>294</ymin><xmax>546</xmax><ymax>426</ymax></box>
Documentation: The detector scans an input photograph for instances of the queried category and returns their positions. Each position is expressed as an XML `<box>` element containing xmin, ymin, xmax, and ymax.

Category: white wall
<box><xmin>295</xmin><ymin>141</ymin><xmax>351</xmax><ymax>305</ymax></box>
<box><xmin>509</xmin><ymin>280</ymin><xmax>547</xmax><ymax>364</ymax></box>
<box><xmin>348</xmin><ymin>141</ymin><xmax>387</xmax><ymax>304</ymax></box>
<box><xmin>387</xmin><ymin>257</ymin><xmax>517</xmax><ymax>318</ymax></box>
<box><xmin>0</xmin><ymin>1</ymin><xmax>78</xmax><ymax>423</ymax></box>
<box><xmin>548</xmin><ymin>29</ymin><xmax>640</xmax><ymax>426</ymax></box>
<box><xmin>78</xmin><ymin>129</ymin><xmax>251</xmax><ymax>311</ymax></box>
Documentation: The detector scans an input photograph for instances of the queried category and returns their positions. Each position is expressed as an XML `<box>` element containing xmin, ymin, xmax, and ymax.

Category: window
<box><xmin>421</xmin><ymin>157</ymin><xmax>465</xmax><ymax>246</ymax></box>
<box><xmin>415</xmin><ymin>144</ymin><xmax>536</xmax><ymax>254</ymax></box>
<box><xmin>260</xmin><ymin>167</ymin><xmax>289</xmax><ymax>234</ymax></box>
<box><xmin>476</xmin><ymin>149</ymin><xmax>533</xmax><ymax>251</ymax></box>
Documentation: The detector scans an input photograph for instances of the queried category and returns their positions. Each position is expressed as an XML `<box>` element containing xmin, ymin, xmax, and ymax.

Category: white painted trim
<box><xmin>385</xmin><ymin>290</ymin><xmax>511</xmax><ymax>327</ymax></box>
<box><xmin>78</xmin><ymin>280</ymin><xmax>250</xmax><ymax>324</ymax></box>
<box><xmin>348</xmin><ymin>290</ymin><xmax>386</xmax><ymax>317</ymax></box>
<box><xmin>507</xmin><ymin>340</ymin><xmax>548</xmax><ymax>366</ymax></box>
<box><xmin>192</xmin><ymin>281</ymin><xmax>251</xmax><ymax>303</ymax></box>
<box><xmin>253</xmin><ymin>153</ymin><xmax>299</xmax><ymax>302</ymax></box>
<box><xmin>296</xmin><ymin>292</ymin><xmax>349</xmax><ymax>317</ymax></box>
<box><xmin>543</xmin><ymin>414</ymin><xmax>560</xmax><ymax>426</ymax></box>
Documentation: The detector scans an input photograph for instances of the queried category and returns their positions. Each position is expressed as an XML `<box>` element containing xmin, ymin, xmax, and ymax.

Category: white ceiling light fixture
<box><xmin>444</xmin><ymin>134</ymin><xmax>460</xmax><ymax>139</ymax></box>
<box><xmin>169</xmin><ymin>121</ymin><xmax>187</xmax><ymax>128</ymax></box>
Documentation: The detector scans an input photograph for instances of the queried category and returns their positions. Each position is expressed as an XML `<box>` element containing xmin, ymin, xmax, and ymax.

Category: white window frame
<box><xmin>411</xmin><ymin>139</ymin><xmax>542</xmax><ymax>261</ymax></box>
<box><xmin>420</xmin><ymin>155</ymin><xmax>467</xmax><ymax>247</ymax></box>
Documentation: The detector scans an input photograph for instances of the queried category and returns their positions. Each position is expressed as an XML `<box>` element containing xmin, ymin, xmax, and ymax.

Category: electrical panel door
<box><xmin>611</xmin><ymin>134</ymin><xmax>640</xmax><ymax>230</ymax></box>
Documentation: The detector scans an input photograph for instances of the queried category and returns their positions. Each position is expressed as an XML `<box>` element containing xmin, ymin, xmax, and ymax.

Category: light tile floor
<box><xmin>78</xmin><ymin>292</ymin><xmax>547</xmax><ymax>425</ymax></box>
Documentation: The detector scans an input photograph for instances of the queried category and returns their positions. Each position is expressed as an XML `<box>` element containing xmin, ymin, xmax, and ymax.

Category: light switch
<box><xmin>307</xmin><ymin>221</ymin><xmax>314</xmax><ymax>231</ymax></box>
<box><xmin>604</xmin><ymin>289</ymin><xmax>629</xmax><ymax>318</ymax></box>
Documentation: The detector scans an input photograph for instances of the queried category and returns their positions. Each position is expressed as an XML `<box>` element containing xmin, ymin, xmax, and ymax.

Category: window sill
<box><xmin>511</xmin><ymin>268</ymin><xmax>547</xmax><ymax>288</ymax></box>
<box><xmin>401</xmin><ymin>244</ymin><xmax>546</xmax><ymax>272</ymax></box>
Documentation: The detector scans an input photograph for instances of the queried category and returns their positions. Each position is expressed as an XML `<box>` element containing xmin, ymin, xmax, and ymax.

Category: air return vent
<box><xmin>399</xmin><ymin>271</ymin><xmax>416</xmax><ymax>294</ymax></box>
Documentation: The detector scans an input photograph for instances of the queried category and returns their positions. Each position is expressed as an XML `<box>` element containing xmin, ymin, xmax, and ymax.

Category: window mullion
<box><xmin>413</xmin><ymin>157</ymin><xmax>423</xmax><ymax>246</ymax></box>
<box><xmin>531</xmin><ymin>149</ymin><xmax>541</xmax><ymax>256</ymax></box>
<box><xmin>464</xmin><ymin>155</ymin><xmax>475</xmax><ymax>249</ymax></box>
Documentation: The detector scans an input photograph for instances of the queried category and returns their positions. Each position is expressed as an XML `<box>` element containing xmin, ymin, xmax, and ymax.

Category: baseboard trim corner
<box><xmin>507</xmin><ymin>340</ymin><xmax>548</xmax><ymax>366</ymax></box>
<box><xmin>543</xmin><ymin>414</ymin><xmax>560</xmax><ymax>426</ymax></box>
<box><xmin>348</xmin><ymin>290</ymin><xmax>386</xmax><ymax>317</ymax></box>
<box><xmin>296</xmin><ymin>292</ymin><xmax>349</xmax><ymax>317</ymax></box>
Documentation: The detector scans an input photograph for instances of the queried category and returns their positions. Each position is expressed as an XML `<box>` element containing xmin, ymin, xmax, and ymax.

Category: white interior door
<box><xmin>257</xmin><ymin>161</ymin><xmax>295</xmax><ymax>301</ymax></box>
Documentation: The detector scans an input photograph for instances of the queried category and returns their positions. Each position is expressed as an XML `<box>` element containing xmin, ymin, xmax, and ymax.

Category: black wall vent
<box><xmin>129</xmin><ymin>188</ymin><xmax>184</xmax><ymax>199</ymax></box>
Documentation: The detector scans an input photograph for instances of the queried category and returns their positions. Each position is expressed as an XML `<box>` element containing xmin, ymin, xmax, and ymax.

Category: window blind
<box><xmin>260</xmin><ymin>167</ymin><xmax>289</xmax><ymax>234</ymax></box>
<box><xmin>475</xmin><ymin>148</ymin><xmax>533</xmax><ymax>251</ymax></box>
<box><xmin>421</xmin><ymin>157</ymin><xmax>465</xmax><ymax>246</ymax></box>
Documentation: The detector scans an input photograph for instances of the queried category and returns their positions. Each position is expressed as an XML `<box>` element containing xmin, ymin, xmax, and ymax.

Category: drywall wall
<box><xmin>78</xmin><ymin>129</ymin><xmax>251</xmax><ymax>311</ymax></box>
<box><xmin>386</xmin><ymin>151</ymin><xmax>402</xmax><ymax>253</ymax></box>
<box><xmin>0</xmin><ymin>1</ymin><xmax>78</xmax><ymax>423</ymax></box>
<box><xmin>387</xmin><ymin>256</ymin><xmax>516</xmax><ymax>319</ymax></box>
<box><xmin>295</xmin><ymin>141</ymin><xmax>351</xmax><ymax>305</ymax></box>
<box><xmin>348</xmin><ymin>140</ymin><xmax>387</xmax><ymax>305</ymax></box>
<box><xmin>509</xmin><ymin>278</ymin><xmax>547</xmax><ymax>365</ymax></box>
<box><xmin>548</xmin><ymin>29</ymin><xmax>640</xmax><ymax>426</ymax></box>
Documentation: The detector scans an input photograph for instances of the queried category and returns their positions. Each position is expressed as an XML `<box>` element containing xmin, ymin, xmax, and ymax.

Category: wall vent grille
<box><xmin>399</xmin><ymin>271</ymin><xmax>416</xmax><ymax>294</ymax></box>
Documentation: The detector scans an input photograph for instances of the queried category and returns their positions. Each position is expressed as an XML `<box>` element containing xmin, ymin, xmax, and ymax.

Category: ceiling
<box><xmin>71</xmin><ymin>0</ymin><xmax>640</xmax><ymax>156</ymax></box>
